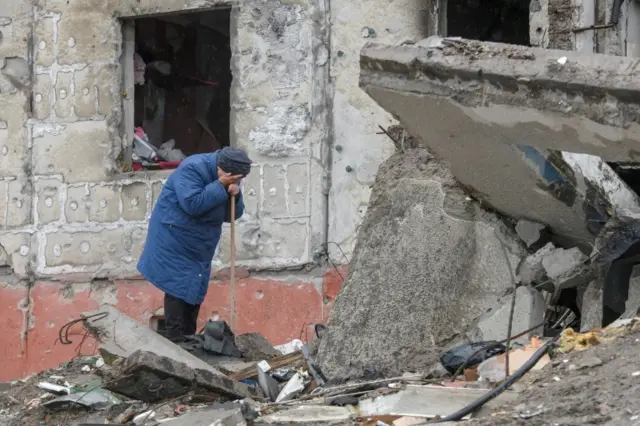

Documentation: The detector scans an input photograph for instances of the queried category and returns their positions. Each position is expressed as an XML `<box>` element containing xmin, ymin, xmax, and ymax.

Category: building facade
<box><xmin>0</xmin><ymin>0</ymin><xmax>428</xmax><ymax>380</ymax></box>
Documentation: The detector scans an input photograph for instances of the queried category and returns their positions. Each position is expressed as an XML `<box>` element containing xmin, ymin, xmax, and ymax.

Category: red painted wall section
<box><xmin>322</xmin><ymin>265</ymin><xmax>348</xmax><ymax>319</ymax></box>
<box><xmin>0</xmin><ymin>284</ymin><xmax>30</xmax><ymax>380</ymax></box>
<box><xmin>0</xmin><ymin>266</ymin><xmax>348</xmax><ymax>382</ymax></box>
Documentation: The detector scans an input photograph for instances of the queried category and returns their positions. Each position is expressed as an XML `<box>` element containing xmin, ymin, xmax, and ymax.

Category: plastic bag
<box><xmin>440</xmin><ymin>341</ymin><xmax>506</xmax><ymax>375</ymax></box>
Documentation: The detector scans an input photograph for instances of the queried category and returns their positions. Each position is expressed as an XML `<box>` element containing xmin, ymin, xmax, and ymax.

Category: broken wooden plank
<box><xmin>230</xmin><ymin>352</ymin><xmax>304</xmax><ymax>380</ymax></box>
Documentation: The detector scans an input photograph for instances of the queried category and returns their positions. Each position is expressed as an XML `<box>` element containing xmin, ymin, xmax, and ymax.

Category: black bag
<box><xmin>440</xmin><ymin>341</ymin><xmax>506</xmax><ymax>375</ymax></box>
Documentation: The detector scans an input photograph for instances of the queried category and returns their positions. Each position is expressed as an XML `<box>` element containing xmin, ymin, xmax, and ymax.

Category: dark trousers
<box><xmin>164</xmin><ymin>293</ymin><xmax>201</xmax><ymax>343</ymax></box>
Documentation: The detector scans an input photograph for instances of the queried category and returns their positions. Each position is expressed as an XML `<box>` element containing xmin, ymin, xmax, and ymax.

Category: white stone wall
<box><xmin>0</xmin><ymin>0</ymin><xmax>426</xmax><ymax>282</ymax></box>
<box><xmin>328</xmin><ymin>0</ymin><xmax>428</xmax><ymax>260</ymax></box>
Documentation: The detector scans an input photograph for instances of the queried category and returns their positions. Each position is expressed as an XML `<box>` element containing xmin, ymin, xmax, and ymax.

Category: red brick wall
<box><xmin>0</xmin><ymin>266</ymin><xmax>347</xmax><ymax>381</ymax></box>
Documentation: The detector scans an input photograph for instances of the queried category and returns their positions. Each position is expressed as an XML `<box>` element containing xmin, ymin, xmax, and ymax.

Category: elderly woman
<box><xmin>138</xmin><ymin>147</ymin><xmax>252</xmax><ymax>342</ymax></box>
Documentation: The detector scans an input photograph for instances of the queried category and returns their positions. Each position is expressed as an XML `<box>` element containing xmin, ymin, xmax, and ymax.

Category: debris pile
<box><xmin>0</xmin><ymin>306</ymin><xmax>529</xmax><ymax>426</ymax></box>
<box><xmin>5</xmin><ymin>305</ymin><xmax>639</xmax><ymax>426</ymax></box>
<box><xmin>4</xmin><ymin>140</ymin><xmax>640</xmax><ymax>425</ymax></box>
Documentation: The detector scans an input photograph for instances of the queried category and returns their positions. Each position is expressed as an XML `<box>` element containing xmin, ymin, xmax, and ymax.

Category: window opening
<box><xmin>123</xmin><ymin>9</ymin><xmax>232</xmax><ymax>172</ymax></box>
<box><xmin>446</xmin><ymin>0</ymin><xmax>530</xmax><ymax>45</ymax></box>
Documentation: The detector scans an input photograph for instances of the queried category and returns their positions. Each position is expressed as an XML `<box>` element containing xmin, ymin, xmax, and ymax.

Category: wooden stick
<box><xmin>230</xmin><ymin>194</ymin><xmax>236</xmax><ymax>330</ymax></box>
<box><xmin>230</xmin><ymin>351</ymin><xmax>304</xmax><ymax>381</ymax></box>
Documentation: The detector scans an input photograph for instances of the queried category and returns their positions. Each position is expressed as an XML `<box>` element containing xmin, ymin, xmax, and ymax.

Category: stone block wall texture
<box><xmin>0</xmin><ymin>0</ymin><xmax>402</xmax><ymax>380</ymax></box>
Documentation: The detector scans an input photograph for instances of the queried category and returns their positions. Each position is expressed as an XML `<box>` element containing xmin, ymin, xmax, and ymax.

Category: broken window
<box><xmin>445</xmin><ymin>0</ymin><xmax>530</xmax><ymax>45</ymax></box>
<box><xmin>121</xmin><ymin>9</ymin><xmax>232</xmax><ymax>172</ymax></box>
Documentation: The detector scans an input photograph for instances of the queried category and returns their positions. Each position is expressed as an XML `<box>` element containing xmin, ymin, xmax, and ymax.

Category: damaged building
<box><xmin>2</xmin><ymin>0</ymin><xmax>640</xmax><ymax>393</ymax></box>
<box><xmin>318</xmin><ymin>0</ymin><xmax>640</xmax><ymax>380</ymax></box>
<box><xmin>0</xmin><ymin>0</ymin><xmax>427</xmax><ymax>381</ymax></box>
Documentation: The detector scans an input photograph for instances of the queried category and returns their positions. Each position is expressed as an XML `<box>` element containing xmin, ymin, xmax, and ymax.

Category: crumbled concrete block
<box><xmin>359</xmin><ymin>385</ymin><xmax>517</xmax><ymax>419</ymax></box>
<box><xmin>472</xmin><ymin>286</ymin><xmax>546</xmax><ymax>345</ymax></box>
<box><xmin>85</xmin><ymin>306</ymin><xmax>254</xmax><ymax>401</ymax></box>
<box><xmin>107</xmin><ymin>350</ymin><xmax>196</xmax><ymax>402</ymax></box>
<box><xmin>581</xmin><ymin>270</ymin><xmax>640</xmax><ymax>332</ymax></box>
<box><xmin>543</xmin><ymin>247</ymin><xmax>587</xmax><ymax>277</ymax></box>
<box><xmin>217</xmin><ymin>360</ymin><xmax>257</xmax><ymax>376</ymax></box>
<box><xmin>161</xmin><ymin>407</ymin><xmax>246</xmax><ymax>426</ymax></box>
<box><xmin>580</xmin><ymin>280</ymin><xmax>603</xmax><ymax>332</ymax></box>
<box><xmin>257</xmin><ymin>405</ymin><xmax>353</xmax><ymax>424</ymax></box>
<box><xmin>518</xmin><ymin>242</ymin><xmax>555</xmax><ymax>289</ymax></box>
<box><xmin>235</xmin><ymin>333</ymin><xmax>280</xmax><ymax>362</ymax></box>
<box><xmin>106</xmin><ymin>351</ymin><xmax>255</xmax><ymax>403</ymax></box>
<box><xmin>542</xmin><ymin>247</ymin><xmax>592</xmax><ymax>293</ymax></box>
<box><xmin>515</xmin><ymin>219</ymin><xmax>549</xmax><ymax>249</ymax></box>
<box><xmin>359</xmin><ymin>41</ymin><xmax>640</xmax><ymax>247</ymax></box>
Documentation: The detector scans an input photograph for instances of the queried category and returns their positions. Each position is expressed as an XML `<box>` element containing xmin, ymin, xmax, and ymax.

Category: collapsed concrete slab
<box><xmin>359</xmin><ymin>39</ymin><xmax>640</xmax><ymax>246</ymax></box>
<box><xmin>106</xmin><ymin>350</ymin><xmax>255</xmax><ymax>402</ymax></box>
<box><xmin>518</xmin><ymin>242</ymin><xmax>556</xmax><ymax>289</ymax></box>
<box><xmin>235</xmin><ymin>333</ymin><xmax>280</xmax><ymax>362</ymax></box>
<box><xmin>542</xmin><ymin>247</ymin><xmax>592</xmax><ymax>297</ymax></box>
<box><xmin>515</xmin><ymin>219</ymin><xmax>549</xmax><ymax>251</ymax></box>
<box><xmin>161</xmin><ymin>407</ymin><xmax>246</xmax><ymax>426</ymax></box>
<box><xmin>317</xmin><ymin>149</ymin><xmax>526</xmax><ymax>381</ymax></box>
<box><xmin>82</xmin><ymin>305</ymin><xmax>253</xmax><ymax>399</ymax></box>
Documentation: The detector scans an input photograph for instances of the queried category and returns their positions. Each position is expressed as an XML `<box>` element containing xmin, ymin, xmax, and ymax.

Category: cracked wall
<box><xmin>0</xmin><ymin>0</ymin><xmax>332</xmax><ymax>283</ymax></box>
<box><xmin>0</xmin><ymin>0</ymin><xmax>336</xmax><ymax>380</ymax></box>
<box><xmin>0</xmin><ymin>0</ymin><xmax>427</xmax><ymax>380</ymax></box>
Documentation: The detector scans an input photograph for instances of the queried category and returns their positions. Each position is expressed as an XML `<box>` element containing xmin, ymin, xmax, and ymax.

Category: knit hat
<box><xmin>216</xmin><ymin>147</ymin><xmax>252</xmax><ymax>176</ymax></box>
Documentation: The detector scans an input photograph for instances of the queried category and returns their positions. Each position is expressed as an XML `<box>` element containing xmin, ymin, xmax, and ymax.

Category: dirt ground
<box><xmin>470</xmin><ymin>326</ymin><xmax>640</xmax><ymax>425</ymax></box>
<box><xmin>0</xmin><ymin>358</ymin><xmax>183</xmax><ymax>426</ymax></box>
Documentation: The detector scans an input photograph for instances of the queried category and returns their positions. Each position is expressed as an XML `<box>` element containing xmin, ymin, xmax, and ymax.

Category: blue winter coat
<box><xmin>137</xmin><ymin>152</ymin><xmax>244</xmax><ymax>305</ymax></box>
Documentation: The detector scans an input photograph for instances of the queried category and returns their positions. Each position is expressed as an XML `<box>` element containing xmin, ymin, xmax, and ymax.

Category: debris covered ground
<box><xmin>4</xmin><ymin>137</ymin><xmax>640</xmax><ymax>426</ymax></box>
<box><xmin>2</xmin><ymin>305</ymin><xmax>640</xmax><ymax>425</ymax></box>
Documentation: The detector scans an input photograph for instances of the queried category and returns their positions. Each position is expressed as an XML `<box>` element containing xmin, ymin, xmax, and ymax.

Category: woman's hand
<box><xmin>219</xmin><ymin>172</ymin><xmax>243</xmax><ymax>187</ymax></box>
<box><xmin>228</xmin><ymin>183</ymin><xmax>240</xmax><ymax>196</ymax></box>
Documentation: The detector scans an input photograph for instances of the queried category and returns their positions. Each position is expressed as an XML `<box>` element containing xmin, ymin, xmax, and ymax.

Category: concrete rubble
<box><xmin>4</xmin><ymin>10</ymin><xmax>640</xmax><ymax>426</ymax></box>
<box><xmin>317</xmin><ymin>148</ymin><xmax>527</xmax><ymax>381</ymax></box>
<box><xmin>359</xmin><ymin>39</ymin><xmax>640</xmax><ymax>248</ymax></box>
<box><xmin>2</xmin><ymin>132</ymin><xmax>638</xmax><ymax>426</ymax></box>
<box><xmin>515</xmin><ymin>219</ymin><xmax>549</xmax><ymax>251</ymax></box>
